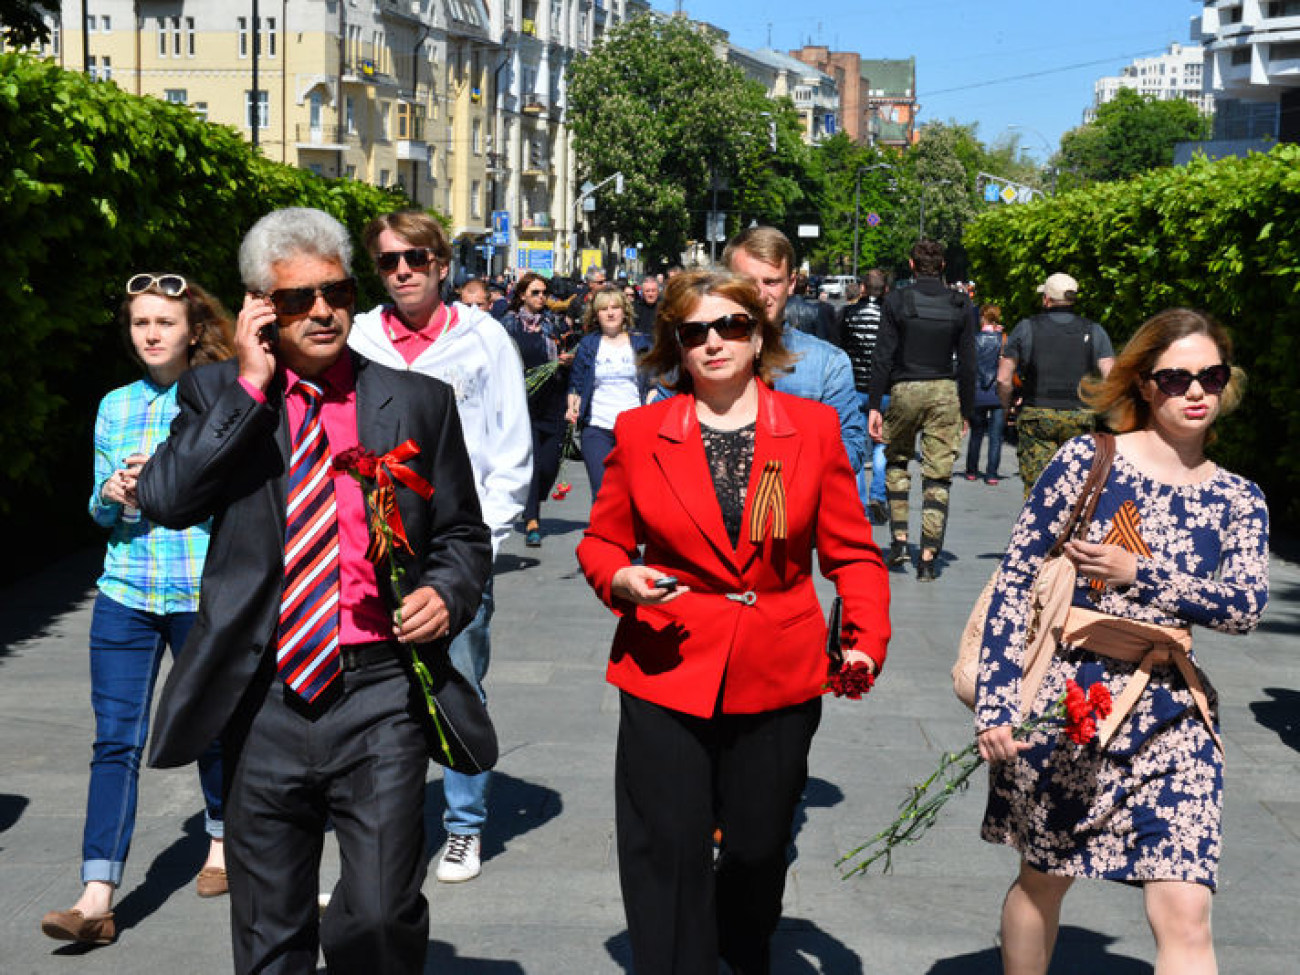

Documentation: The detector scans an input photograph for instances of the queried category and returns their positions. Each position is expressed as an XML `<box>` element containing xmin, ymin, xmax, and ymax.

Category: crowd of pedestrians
<box><xmin>44</xmin><ymin>210</ymin><xmax>1271</xmax><ymax>975</ymax></box>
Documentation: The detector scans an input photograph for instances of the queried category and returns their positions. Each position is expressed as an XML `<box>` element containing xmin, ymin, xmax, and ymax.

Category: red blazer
<box><xmin>577</xmin><ymin>382</ymin><xmax>891</xmax><ymax>717</ymax></box>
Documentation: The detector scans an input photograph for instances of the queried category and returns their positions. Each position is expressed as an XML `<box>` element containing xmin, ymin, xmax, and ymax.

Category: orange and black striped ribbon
<box><xmin>1090</xmin><ymin>500</ymin><xmax>1151</xmax><ymax>590</ymax></box>
<box><xmin>748</xmin><ymin>460</ymin><xmax>788</xmax><ymax>544</ymax></box>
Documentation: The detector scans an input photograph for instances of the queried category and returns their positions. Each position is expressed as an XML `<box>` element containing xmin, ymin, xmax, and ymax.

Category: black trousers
<box><xmin>615</xmin><ymin>692</ymin><xmax>822</xmax><ymax>975</ymax></box>
<box><xmin>223</xmin><ymin>656</ymin><xmax>430</xmax><ymax>974</ymax></box>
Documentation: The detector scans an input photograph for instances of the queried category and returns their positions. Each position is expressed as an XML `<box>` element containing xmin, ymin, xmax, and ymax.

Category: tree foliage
<box><xmin>0</xmin><ymin>0</ymin><xmax>50</xmax><ymax>47</ymax></box>
<box><xmin>1057</xmin><ymin>89</ymin><xmax>1211</xmax><ymax>187</ymax></box>
<box><xmin>965</xmin><ymin>144</ymin><xmax>1300</xmax><ymax>527</ymax></box>
<box><xmin>0</xmin><ymin>52</ymin><xmax>418</xmax><ymax>562</ymax></box>
<box><xmin>565</xmin><ymin>15</ymin><xmax>807</xmax><ymax>266</ymax></box>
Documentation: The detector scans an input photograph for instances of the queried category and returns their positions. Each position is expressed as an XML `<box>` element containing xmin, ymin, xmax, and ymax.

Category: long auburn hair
<box><xmin>118</xmin><ymin>277</ymin><xmax>235</xmax><ymax>370</ymax></box>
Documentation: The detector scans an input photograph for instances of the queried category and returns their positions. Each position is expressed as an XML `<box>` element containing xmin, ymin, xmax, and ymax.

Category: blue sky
<box><xmin>652</xmin><ymin>0</ymin><xmax>1199</xmax><ymax>159</ymax></box>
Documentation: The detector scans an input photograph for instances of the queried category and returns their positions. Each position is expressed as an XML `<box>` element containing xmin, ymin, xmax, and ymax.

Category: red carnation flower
<box><xmin>333</xmin><ymin>446</ymin><xmax>379</xmax><ymax>479</ymax></box>
<box><xmin>826</xmin><ymin>662</ymin><xmax>875</xmax><ymax>700</ymax></box>
<box><xmin>1088</xmin><ymin>682</ymin><xmax>1113</xmax><ymax>718</ymax></box>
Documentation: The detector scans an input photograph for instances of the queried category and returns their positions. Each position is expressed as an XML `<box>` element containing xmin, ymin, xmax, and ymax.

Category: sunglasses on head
<box><xmin>1143</xmin><ymin>364</ymin><xmax>1230</xmax><ymax>397</ymax></box>
<box><xmin>127</xmin><ymin>273</ymin><xmax>188</xmax><ymax>297</ymax></box>
<box><xmin>262</xmin><ymin>278</ymin><xmax>357</xmax><ymax>317</ymax></box>
<box><xmin>375</xmin><ymin>248</ymin><xmax>435</xmax><ymax>273</ymax></box>
<box><xmin>675</xmin><ymin>313</ymin><xmax>757</xmax><ymax>349</ymax></box>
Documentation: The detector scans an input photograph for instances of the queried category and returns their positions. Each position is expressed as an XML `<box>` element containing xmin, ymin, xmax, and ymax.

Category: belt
<box><xmin>339</xmin><ymin>641</ymin><xmax>398</xmax><ymax>671</ymax></box>
<box><xmin>1059</xmin><ymin>607</ymin><xmax>1218</xmax><ymax>753</ymax></box>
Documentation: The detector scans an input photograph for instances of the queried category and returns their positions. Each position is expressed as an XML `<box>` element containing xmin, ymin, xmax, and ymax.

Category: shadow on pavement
<box><xmin>1256</xmin><ymin>580</ymin><xmax>1300</xmax><ymax>635</ymax></box>
<box><xmin>603</xmin><ymin>917</ymin><xmax>864</xmax><ymax>974</ymax></box>
<box><xmin>793</xmin><ymin>776</ymin><xmax>844</xmax><ymax>842</ymax></box>
<box><xmin>110</xmin><ymin>812</ymin><xmax>212</xmax><ymax>936</ymax></box>
<box><xmin>0</xmin><ymin>548</ymin><xmax>100</xmax><ymax>661</ymax></box>
<box><xmin>0</xmin><ymin>793</ymin><xmax>30</xmax><ymax>837</ymax></box>
<box><xmin>424</xmin><ymin>942</ymin><xmax>525</xmax><ymax>974</ymax></box>
<box><xmin>492</xmin><ymin>553</ymin><xmax>540</xmax><ymax>575</ymax></box>
<box><xmin>424</xmin><ymin>771</ymin><xmax>562</xmax><ymax>864</ymax></box>
<box><xmin>1250</xmin><ymin>687</ymin><xmax>1300</xmax><ymax>752</ymax></box>
<box><xmin>926</xmin><ymin>925</ymin><xmax>1152</xmax><ymax>974</ymax></box>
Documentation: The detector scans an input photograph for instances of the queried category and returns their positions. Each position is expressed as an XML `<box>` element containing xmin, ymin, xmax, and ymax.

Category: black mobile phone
<box><xmin>260</xmin><ymin>319</ymin><xmax>280</xmax><ymax>347</ymax></box>
<box><xmin>653</xmin><ymin>575</ymin><xmax>678</xmax><ymax>592</ymax></box>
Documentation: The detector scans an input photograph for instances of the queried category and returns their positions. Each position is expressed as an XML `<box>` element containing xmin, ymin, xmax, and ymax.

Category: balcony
<box><xmin>522</xmin><ymin>95</ymin><xmax>547</xmax><ymax>115</ymax></box>
<box><xmin>295</xmin><ymin>124</ymin><xmax>348</xmax><ymax>151</ymax></box>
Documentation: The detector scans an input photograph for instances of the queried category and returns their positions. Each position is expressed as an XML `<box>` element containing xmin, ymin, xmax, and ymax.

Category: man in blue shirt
<box><xmin>722</xmin><ymin>227</ymin><xmax>867</xmax><ymax>477</ymax></box>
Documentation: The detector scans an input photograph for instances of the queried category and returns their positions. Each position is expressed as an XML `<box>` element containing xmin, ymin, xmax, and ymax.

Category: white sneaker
<box><xmin>436</xmin><ymin>833</ymin><xmax>482</xmax><ymax>883</ymax></box>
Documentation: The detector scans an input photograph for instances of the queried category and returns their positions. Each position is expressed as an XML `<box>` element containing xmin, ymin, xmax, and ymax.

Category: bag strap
<box><xmin>1047</xmin><ymin>433</ymin><xmax>1114</xmax><ymax>557</ymax></box>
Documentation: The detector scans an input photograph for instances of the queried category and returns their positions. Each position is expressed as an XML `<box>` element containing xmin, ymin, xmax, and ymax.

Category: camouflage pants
<box><xmin>1016</xmin><ymin>406</ymin><xmax>1096</xmax><ymax>497</ymax></box>
<box><xmin>882</xmin><ymin>380</ymin><xmax>962</xmax><ymax>554</ymax></box>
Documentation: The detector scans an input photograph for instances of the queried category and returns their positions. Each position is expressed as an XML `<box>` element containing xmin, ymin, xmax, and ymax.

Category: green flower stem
<box><xmin>837</xmin><ymin>697</ymin><xmax>1068</xmax><ymax>878</ymax></box>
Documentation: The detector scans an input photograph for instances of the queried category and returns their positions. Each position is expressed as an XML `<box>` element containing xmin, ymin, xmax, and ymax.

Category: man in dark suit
<box><xmin>138</xmin><ymin>207</ymin><xmax>491</xmax><ymax>974</ymax></box>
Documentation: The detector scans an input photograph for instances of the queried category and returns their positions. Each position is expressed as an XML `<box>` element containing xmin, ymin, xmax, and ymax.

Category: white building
<box><xmin>724</xmin><ymin>46</ymin><xmax>841</xmax><ymax>144</ymax></box>
<box><xmin>1087</xmin><ymin>42</ymin><xmax>1212</xmax><ymax>122</ymax></box>
<box><xmin>1194</xmin><ymin>0</ymin><xmax>1300</xmax><ymax>141</ymax></box>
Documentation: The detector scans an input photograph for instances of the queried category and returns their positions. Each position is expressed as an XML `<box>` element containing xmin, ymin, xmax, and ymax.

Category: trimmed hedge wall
<box><xmin>965</xmin><ymin>145</ymin><xmax>1300</xmax><ymax>529</ymax></box>
<box><xmin>1</xmin><ymin>54</ymin><xmax>425</xmax><ymax>572</ymax></box>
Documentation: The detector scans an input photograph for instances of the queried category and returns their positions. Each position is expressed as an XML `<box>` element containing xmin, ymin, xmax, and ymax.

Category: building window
<box><xmin>246</xmin><ymin>90</ymin><xmax>269</xmax><ymax>130</ymax></box>
<box><xmin>186</xmin><ymin>17</ymin><xmax>195</xmax><ymax>56</ymax></box>
<box><xmin>309</xmin><ymin>92</ymin><xmax>323</xmax><ymax>133</ymax></box>
<box><xmin>1231</xmin><ymin>48</ymin><xmax>1252</xmax><ymax>66</ymax></box>
<box><xmin>193</xmin><ymin>101</ymin><xmax>209</xmax><ymax>121</ymax></box>
<box><xmin>378</xmin><ymin>101</ymin><xmax>390</xmax><ymax>140</ymax></box>
<box><xmin>265</xmin><ymin>17</ymin><xmax>277</xmax><ymax>58</ymax></box>
<box><xmin>165</xmin><ymin>88</ymin><xmax>188</xmax><ymax>104</ymax></box>
<box><xmin>471</xmin><ymin>180</ymin><xmax>482</xmax><ymax>219</ymax></box>
<box><xmin>171</xmin><ymin>16</ymin><xmax>181</xmax><ymax>57</ymax></box>
<box><xmin>379</xmin><ymin>168</ymin><xmax>391</xmax><ymax>188</ymax></box>
<box><xmin>89</xmin><ymin>56</ymin><xmax>112</xmax><ymax>81</ymax></box>
<box><xmin>345</xmin><ymin>164</ymin><xmax>357</xmax><ymax>179</ymax></box>
<box><xmin>157</xmin><ymin>18</ymin><xmax>167</xmax><ymax>57</ymax></box>
<box><xmin>47</xmin><ymin>18</ymin><xmax>60</xmax><ymax>55</ymax></box>
<box><xmin>85</xmin><ymin>14</ymin><xmax>94</xmax><ymax>33</ymax></box>
<box><xmin>345</xmin><ymin>96</ymin><xmax>357</xmax><ymax>135</ymax></box>
<box><xmin>238</xmin><ymin>17</ymin><xmax>248</xmax><ymax>58</ymax></box>
<box><xmin>101</xmin><ymin>15</ymin><xmax>111</xmax><ymax>33</ymax></box>
<box><xmin>307</xmin><ymin>163</ymin><xmax>324</xmax><ymax>176</ymax></box>
<box><xmin>472</xmin><ymin>118</ymin><xmax>482</xmax><ymax>153</ymax></box>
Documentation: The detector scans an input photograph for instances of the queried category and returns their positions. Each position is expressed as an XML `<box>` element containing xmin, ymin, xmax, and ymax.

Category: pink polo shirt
<box><xmin>241</xmin><ymin>356</ymin><xmax>391</xmax><ymax>645</ymax></box>
<box><xmin>380</xmin><ymin>303</ymin><xmax>458</xmax><ymax>364</ymax></box>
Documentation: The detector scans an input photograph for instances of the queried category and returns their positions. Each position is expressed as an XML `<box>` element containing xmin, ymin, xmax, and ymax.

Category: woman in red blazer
<box><xmin>577</xmin><ymin>271</ymin><xmax>891</xmax><ymax>975</ymax></box>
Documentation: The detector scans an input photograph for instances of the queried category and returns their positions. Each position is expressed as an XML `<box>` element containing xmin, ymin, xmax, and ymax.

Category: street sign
<box><xmin>582</xmin><ymin>197</ymin><xmax>596</xmax><ymax>212</ymax></box>
<box><xmin>797</xmin><ymin>224</ymin><xmax>819</xmax><ymax>238</ymax></box>
<box><xmin>865</xmin><ymin>212</ymin><xmax>881</xmax><ymax>228</ymax></box>
<box><xmin>707</xmin><ymin>211</ymin><xmax>726</xmax><ymax>242</ymax></box>
<box><xmin>623</xmin><ymin>246</ymin><xmax>638</xmax><ymax>260</ymax></box>
<box><xmin>1017</xmin><ymin>186</ymin><xmax>1036</xmax><ymax>204</ymax></box>
<box><xmin>491</xmin><ymin>210</ymin><xmax>510</xmax><ymax>247</ymax></box>
<box><xmin>517</xmin><ymin>241</ymin><xmax>554</xmax><ymax>273</ymax></box>
<box><xmin>984</xmin><ymin>183</ymin><xmax>1001</xmax><ymax>203</ymax></box>
<box><xmin>999</xmin><ymin>184</ymin><xmax>1019</xmax><ymax>205</ymax></box>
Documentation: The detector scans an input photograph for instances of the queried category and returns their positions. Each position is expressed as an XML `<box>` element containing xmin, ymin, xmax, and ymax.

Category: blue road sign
<box><xmin>491</xmin><ymin>210</ymin><xmax>510</xmax><ymax>247</ymax></box>
<box><xmin>865</xmin><ymin>212</ymin><xmax>881</xmax><ymax>228</ymax></box>
<box><xmin>984</xmin><ymin>183</ymin><xmax>1001</xmax><ymax>203</ymax></box>
<box><xmin>623</xmin><ymin>246</ymin><xmax>638</xmax><ymax>261</ymax></box>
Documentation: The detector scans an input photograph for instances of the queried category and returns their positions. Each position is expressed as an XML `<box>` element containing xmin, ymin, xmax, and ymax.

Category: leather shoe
<box><xmin>196</xmin><ymin>866</ymin><xmax>228</xmax><ymax>898</ymax></box>
<box><xmin>41</xmin><ymin>908</ymin><xmax>116</xmax><ymax>945</ymax></box>
<box><xmin>917</xmin><ymin>559</ymin><xmax>938</xmax><ymax>582</ymax></box>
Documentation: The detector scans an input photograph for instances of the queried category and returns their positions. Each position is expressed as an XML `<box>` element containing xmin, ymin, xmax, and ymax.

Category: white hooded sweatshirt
<box><xmin>349</xmin><ymin>302</ymin><xmax>532</xmax><ymax>556</ymax></box>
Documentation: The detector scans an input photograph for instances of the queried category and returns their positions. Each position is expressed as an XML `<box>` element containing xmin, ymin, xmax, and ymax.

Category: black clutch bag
<box><xmin>824</xmin><ymin>596</ymin><xmax>844</xmax><ymax>673</ymax></box>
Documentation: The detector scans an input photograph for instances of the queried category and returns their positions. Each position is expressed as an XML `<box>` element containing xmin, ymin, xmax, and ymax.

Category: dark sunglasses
<box><xmin>675</xmin><ymin>313</ymin><xmax>757</xmax><ymax>349</ymax></box>
<box><xmin>263</xmin><ymin>278</ymin><xmax>357</xmax><ymax>317</ymax></box>
<box><xmin>127</xmin><ymin>273</ymin><xmax>188</xmax><ymax>297</ymax></box>
<box><xmin>375</xmin><ymin>248</ymin><xmax>435</xmax><ymax>273</ymax></box>
<box><xmin>524</xmin><ymin>287</ymin><xmax>548</xmax><ymax>296</ymax></box>
<box><xmin>1143</xmin><ymin>364</ymin><xmax>1230</xmax><ymax>397</ymax></box>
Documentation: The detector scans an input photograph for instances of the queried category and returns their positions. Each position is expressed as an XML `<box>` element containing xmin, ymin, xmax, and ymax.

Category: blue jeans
<box><xmin>580</xmin><ymin>424</ymin><xmax>617</xmax><ymax>501</ymax></box>
<box><xmin>966</xmin><ymin>405</ymin><xmax>1006</xmax><ymax>479</ymax></box>
<box><xmin>857</xmin><ymin>392</ymin><xmax>888</xmax><ymax>507</ymax></box>
<box><xmin>443</xmin><ymin>575</ymin><xmax>494</xmax><ymax>835</ymax></box>
<box><xmin>84</xmin><ymin>594</ymin><xmax>223</xmax><ymax>886</ymax></box>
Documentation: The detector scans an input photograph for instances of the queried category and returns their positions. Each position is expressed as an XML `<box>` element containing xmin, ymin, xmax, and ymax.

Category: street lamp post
<box><xmin>853</xmin><ymin>163</ymin><xmax>893</xmax><ymax>279</ymax></box>
<box><xmin>919</xmin><ymin>178</ymin><xmax>953</xmax><ymax>239</ymax></box>
<box><xmin>1008</xmin><ymin>124</ymin><xmax>1056</xmax><ymax>195</ymax></box>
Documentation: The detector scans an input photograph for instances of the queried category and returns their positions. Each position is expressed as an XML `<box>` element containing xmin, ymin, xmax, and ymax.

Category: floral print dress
<box><xmin>975</xmin><ymin>435</ymin><xmax>1269</xmax><ymax>890</ymax></box>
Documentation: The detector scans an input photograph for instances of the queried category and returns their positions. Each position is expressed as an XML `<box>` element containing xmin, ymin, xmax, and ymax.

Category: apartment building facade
<box><xmin>1194</xmin><ymin>0</ymin><xmax>1300</xmax><ymax>141</ymax></box>
<box><xmin>1087</xmin><ymin>43</ymin><xmax>1213</xmax><ymax>122</ymax></box>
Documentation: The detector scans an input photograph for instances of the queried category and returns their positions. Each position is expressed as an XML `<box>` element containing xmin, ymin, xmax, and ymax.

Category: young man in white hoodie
<box><xmin>350</xmin><ymin>210</ymin><xmax>532</xmax><ymax>882</ymax></box>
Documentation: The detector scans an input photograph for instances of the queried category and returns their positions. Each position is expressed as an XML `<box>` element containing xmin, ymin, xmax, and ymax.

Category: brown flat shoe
<box><xmin>196</xmin><ymin>866</ymin><xmax>228</xmax><ymax>898</ymax></box>
<box><xmin>40</xmin><ymin>908</ymin><xmax>116</xmax><ymax>945</ymax></box>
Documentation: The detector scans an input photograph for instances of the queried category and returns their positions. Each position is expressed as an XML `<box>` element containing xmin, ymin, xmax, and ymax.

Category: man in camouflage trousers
<box><xmin>869</xmin><ymin>241</ymin><xmax>976</xmax><ymax>582</ymax></box>
<box><xmin>997</xmin><ymin>272</ymin><xmax>1114</xmax><ymax>496</ymax></box>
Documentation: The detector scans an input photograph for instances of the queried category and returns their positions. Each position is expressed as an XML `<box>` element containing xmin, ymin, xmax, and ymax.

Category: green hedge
<box><xmin>965</xmin><ymin>144</ymin><xmax>1300</xmax><ymax>528</ymax></box>
<box><xmin>1</xmin><ymin>53</ymin><xmax>426</xmax><ymax>569</ymax></box>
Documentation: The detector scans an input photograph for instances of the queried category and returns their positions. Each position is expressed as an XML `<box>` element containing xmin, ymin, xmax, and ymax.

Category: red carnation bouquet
<box><xmin>332</xmin><ymin>441</ymin><xmax>455</xmax><ymax>764</ymax></box>
<box><xmin>838</xmin><ymin>678</ymin><xmax>1113</xmax><ymax>876</ymax></box>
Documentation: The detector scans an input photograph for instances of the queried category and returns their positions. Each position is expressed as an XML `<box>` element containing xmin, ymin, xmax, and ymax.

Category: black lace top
<box><xmin>699</xmin><ymin>421</ymin><xmax>755</xmax><ymax>547</ymax></box>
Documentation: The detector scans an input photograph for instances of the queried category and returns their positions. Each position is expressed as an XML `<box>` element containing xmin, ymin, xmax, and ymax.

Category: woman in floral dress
<box><xmin>974</xmin><ymin>308</ymin><xmax>1269</xmax><ymax>975</ymax></box>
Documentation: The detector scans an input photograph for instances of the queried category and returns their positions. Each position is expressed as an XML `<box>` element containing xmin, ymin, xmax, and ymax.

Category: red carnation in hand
<box><xmin>1088</xmin><ymin>682</ymin><xmax>1113</xmax><ymax>718</ymax></box>
<box><xmin>826</xmin><ymin>662</ymin><xmax>875</xmax><ymax>700</ymax></box>
<box><xmin>1063</xmin><ymin>679</ymin><xmax>1110</xmax><ymax>745</ymax></box>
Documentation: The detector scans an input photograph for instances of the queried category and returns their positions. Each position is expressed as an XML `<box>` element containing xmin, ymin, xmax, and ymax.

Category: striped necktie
<box><xmin>277</xmin><ymin>379</ymin><xmax>341</xmax><ymax>702</ymax></box>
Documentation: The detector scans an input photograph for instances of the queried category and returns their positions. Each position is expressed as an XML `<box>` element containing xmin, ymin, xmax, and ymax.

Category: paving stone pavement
<box><xmin>2</xmin><ymin>456</ymin><xmax>1298</xmax><ymax>974</ymax></box>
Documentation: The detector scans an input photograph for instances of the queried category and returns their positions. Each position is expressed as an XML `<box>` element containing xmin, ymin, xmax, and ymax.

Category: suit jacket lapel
<box><xmin>355</xmin><ymin>353</ymin><xmax>399</xmax><ymax>449</ymax></box>
<box><xmin>652</xmin><ymin>394</ymin><xmax>742</xmax><ymax>576</ymax></box>
<box><xmin>735</xmin><ymin>383</ymin><xmax>802</xmax><ymax>571</ymax></box>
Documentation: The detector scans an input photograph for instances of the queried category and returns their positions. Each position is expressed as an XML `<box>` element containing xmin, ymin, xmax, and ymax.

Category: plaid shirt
<box><xmin>91</xmin><ymin>377</ymin><xmax>209</xmax><ymax>615</ymax></box>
